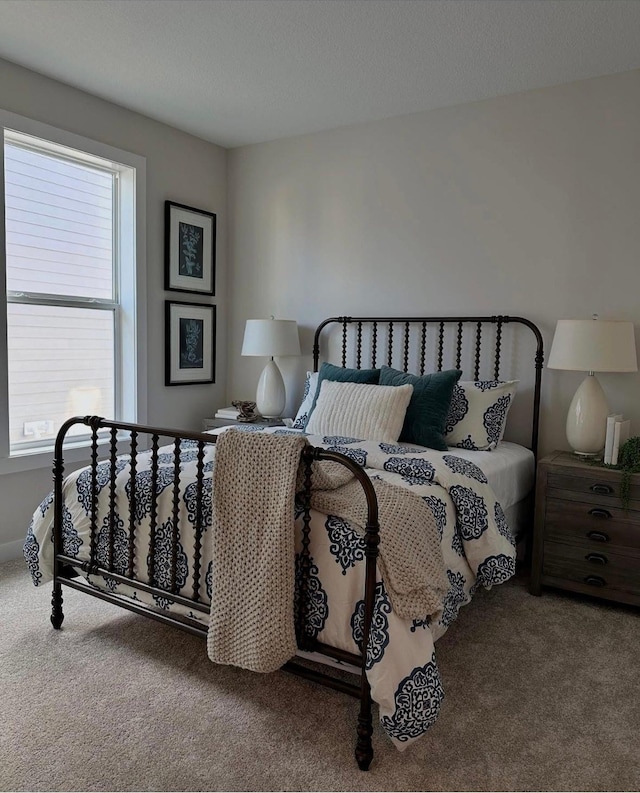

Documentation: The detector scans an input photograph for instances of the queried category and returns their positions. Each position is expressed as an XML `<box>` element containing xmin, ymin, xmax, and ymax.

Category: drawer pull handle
<box><xmin>585</xmin><ymin>553</ymin><xmax>608</xmax><ymax>565</ymax></box>
<box><xmin>590</xmin><ymin>483</ymin><xmax>614</xmax><ymax>495</ymax></box>
<box><xmin>587</xmin><ymin>531</ymin><xmax>610</xmax><ymax>543</ymax></box>
<box><xmin>588</xmin><ymin>508</ymin><xmax>611</xmax><ymax>519</ymax></box>
<box><xmin>584</xmin><ymin>575</ymin><xmax>607</xmax><ymax>587</ymax></box>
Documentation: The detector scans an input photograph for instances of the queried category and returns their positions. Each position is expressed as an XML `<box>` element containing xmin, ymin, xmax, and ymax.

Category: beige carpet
<box><xmin>2</xmin><ymin>557</ymin><xmax>640</xmax><ymax>792</ymax></box>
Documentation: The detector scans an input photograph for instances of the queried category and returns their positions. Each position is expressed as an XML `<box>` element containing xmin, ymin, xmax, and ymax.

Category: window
<box><xmin>0</xmin><ymin>112</ymin><xmax>146</xmax><ymax>471</ymax></box>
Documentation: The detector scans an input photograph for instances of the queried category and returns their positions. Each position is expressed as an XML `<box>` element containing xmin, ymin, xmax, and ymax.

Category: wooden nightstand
<box><xmin>531</xmin><ymin>451</ymin><xmax>640</xmax><ymax>607</ymax></box>
<box><xmin>203</xmin><ymin>417</ymin><xmax>286</xmax><ymax>431</ymax></box>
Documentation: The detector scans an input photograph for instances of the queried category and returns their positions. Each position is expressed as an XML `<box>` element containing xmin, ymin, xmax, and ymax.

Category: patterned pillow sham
<box><xmin>444</xmin><ymin>380</ymin><xmax>519</xmax><ymax>451</ymax></box>
<box><xmin>292</xmin><ymin>371</ymin><xmax>319</xmax><ymax>430</ymax></box>
<box><xmin>305</xmin><ymin>380</ymin><xmax>413</xmax><ymax>443</ymax></box>
<box><xmin>303</xmin><ymin>362</ymin><xmax>380</xmax><ymax>429</ymax></box>
<box><xmin>379</xmin><ymin>365</ymin><xmax>462</xmax><ymax>451</ymax></box>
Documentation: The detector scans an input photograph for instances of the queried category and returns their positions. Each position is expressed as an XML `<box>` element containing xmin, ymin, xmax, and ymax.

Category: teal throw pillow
<box><xmin>378</xmin><ymin>365</ymin><xmax>462</xmax><ymax>450</ymax></box>
<box><xmin>304</xmin><ymin>362</ymin><xmax>380</xmax><ymax>429</ymax></box>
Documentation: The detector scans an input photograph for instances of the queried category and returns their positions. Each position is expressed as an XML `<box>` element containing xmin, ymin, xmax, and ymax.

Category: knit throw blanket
<box><xmin>306</xmin><ymin>459</ymin><xmax>448</xmax><ymax>620</ymax></box>
<box><xmin>207</xmin><ymin>430</ymin><xmax>448</xmax><ymax>673</ymax></box>
<box><xmin>207</xmin><ymin>429</ymin><xmax>306</xmax><ymax>673</ymax></box>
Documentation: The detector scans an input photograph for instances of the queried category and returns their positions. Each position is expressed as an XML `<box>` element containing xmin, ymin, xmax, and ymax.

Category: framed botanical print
<box><xmin>165</xmin><ymin>301</ymin><xmax>216</xmax><ymax>385</ymax></box>
<box><xmin>165</xmin><ymin>201</ymin><xmax>216</xmax><ymax>295</ymax></box>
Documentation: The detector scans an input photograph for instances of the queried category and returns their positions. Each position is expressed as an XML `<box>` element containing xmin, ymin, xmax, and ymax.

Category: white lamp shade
<box><xmin>241</xmin><ymin>319</ymin><xmax>301</xmax><ymax>358</ymax></box>
<box><xmin>547</xmin><ymin>319</ymin><xmax>637</xmax><ymax>373</ymax></box>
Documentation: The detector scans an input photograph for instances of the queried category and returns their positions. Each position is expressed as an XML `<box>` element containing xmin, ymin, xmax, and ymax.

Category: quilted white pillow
<box><xmin>444</xmin><ymin>380</ymin><xmax>519</xmax><ymax>451</ymax></box>
<box><xmin>292</xmin><ymin>371</ymin><xmax>319</xmax><ymax>430</ymax></box>
<box><xmin>305</xmin><ymin>380</ymin><xmax>413</xmax><ymax>443</ymax></box>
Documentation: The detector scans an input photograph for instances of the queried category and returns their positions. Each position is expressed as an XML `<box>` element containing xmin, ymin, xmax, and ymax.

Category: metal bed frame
<box><xmin>49</xmin><ymin>315</ymin><xmax>543</xmax><ymax>771</ymax></box>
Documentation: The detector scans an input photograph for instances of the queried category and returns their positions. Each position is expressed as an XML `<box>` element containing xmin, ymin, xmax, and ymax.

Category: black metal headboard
<box><xmin>312</xmin><ymin>315</ymin><xmax>544</xmax><ymax>458</ymax></box>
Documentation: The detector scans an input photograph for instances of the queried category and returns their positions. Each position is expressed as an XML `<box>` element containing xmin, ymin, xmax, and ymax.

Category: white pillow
<box><xmin>305</xmin><ymin>380</ymin><xmax>413</xmax><ymax>443</ymax></box>
<box><xmin>444</xmin><ymin>380</ymin><xmax>518</xmax><ymax>451</ymax></box>
<box><xmin>292</xmin><ymin>371</ymin><xmax>319</xmax><ymax>430</ymax></box>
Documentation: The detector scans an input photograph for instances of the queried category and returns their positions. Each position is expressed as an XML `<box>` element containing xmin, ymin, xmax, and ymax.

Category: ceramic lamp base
<box><xmin>256</xmin><ymin>358</ymin><xmax>285</xmax><ymax>418</ymax></box>
<box><xmin>565</xmin><ymin>373</ymin><xmax>609</xmax><ymax>456</ymax></box>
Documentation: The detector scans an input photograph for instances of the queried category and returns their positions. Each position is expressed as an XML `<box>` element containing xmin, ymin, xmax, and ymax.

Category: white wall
<box><xmin>0</xmin><ymin>58</ymin><xmax>226</xmax><ymax>558</ymax></box>
<box><xmin>227</xmin><ymin>69</ymin><xmax>640</xmax><ymax>460</ymax></box>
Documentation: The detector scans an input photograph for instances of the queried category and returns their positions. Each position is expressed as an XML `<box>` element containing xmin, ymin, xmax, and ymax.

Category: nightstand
<box><xmin>531</xmin><ymin>451</ymin><xmax>640</xmax><ymax>607</ymax></box>
<box><xmin>203</xmin><ymin>417</ymin><xmax>286</xmax><ymax>431</ymax></box>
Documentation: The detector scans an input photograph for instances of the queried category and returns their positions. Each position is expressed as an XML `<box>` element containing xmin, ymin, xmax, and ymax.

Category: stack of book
<box><xmin>604</xmin><ymin>413</ymin><xmax>631</xmax><ymax>465</ymax></box>
<box><xmin>214</xmin><ymin>406</ymin><xmax>240</xmax><ymax>421</ymax></box>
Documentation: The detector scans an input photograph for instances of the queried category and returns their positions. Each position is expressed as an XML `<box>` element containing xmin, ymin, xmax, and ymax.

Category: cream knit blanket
<box><xmin>207</xmin><ymin>429</ymin><xmax>306</xmax><ymax>673</ymax></box>
<box><xmin>207</xmin><ymin>429</ymin><xmax>448</xmax><ymax>674</ymax></box>
<box><xmin>306</xmin><ymin>460</ymin><xmax>448</xmax><ymax>620</ymax></box>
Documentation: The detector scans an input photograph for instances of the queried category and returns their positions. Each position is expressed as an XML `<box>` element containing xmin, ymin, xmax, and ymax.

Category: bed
<box><xmin>24</xmin><ymin>314</ymin><xmax>543</xmax><ymax>770</ymax></box>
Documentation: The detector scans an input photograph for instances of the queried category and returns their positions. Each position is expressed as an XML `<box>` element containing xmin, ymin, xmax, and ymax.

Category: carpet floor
<box><xmin>2</xmin><ymin>557</ymin><xmax>640</xmax><ymax>792</ymax></box>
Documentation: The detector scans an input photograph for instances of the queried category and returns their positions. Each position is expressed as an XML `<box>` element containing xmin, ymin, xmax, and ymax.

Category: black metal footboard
<box><xmin>50</xmin><ymin>415</ymin><xmax>380</xmax><ymax>771</ymax></box>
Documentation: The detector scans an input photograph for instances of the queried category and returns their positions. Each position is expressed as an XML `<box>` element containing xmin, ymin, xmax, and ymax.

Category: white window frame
<box><xmin>0</xmin><ymin>110</ymin><xmax>147</xmax><ymax>474</ymax></box>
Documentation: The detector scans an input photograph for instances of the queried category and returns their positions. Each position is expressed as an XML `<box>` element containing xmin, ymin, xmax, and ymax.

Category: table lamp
<box><xmin>241</xmin><ymin>318</ymin><xmax>300</xmax><ymax>418</ymax></box>
<box><xmin>547</xmin><ymin>318</ymin><xmax>637</xmax><ymax>456</ymax></box>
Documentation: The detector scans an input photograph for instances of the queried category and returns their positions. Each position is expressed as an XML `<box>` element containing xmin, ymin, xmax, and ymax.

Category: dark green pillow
<box><xmin>378</xmin><ymin>365</ymin><xmax>462</xmax><ymax>450</ymax></box>
<box><xmin>303</xmin><ymin>362</ymin><xmax>380</xmax><ymax>429</ymax></box>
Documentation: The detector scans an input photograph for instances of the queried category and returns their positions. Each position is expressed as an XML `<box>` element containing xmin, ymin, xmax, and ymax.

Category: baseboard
<box><xmin>0</xmin><ymin>538</ymin><xmax>24</xmax><ymax>563</ymax></box>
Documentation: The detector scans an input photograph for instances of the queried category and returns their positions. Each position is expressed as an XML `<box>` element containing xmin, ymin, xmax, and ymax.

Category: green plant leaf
<box><xmin>614</xmin><ymin>436</ymin><xmax>640</xmax><ymax>509</ymax></box>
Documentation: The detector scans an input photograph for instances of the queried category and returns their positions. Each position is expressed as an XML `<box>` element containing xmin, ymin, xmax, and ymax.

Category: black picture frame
<box><xmin>165</xmin><ymin>201</ymin><xmax>216</xmax><ymax>295</ymax></box>
<box><xmin>165</xmin><ymin>301</ymin><xmax>216</xmax><ymax>385</ymax></box>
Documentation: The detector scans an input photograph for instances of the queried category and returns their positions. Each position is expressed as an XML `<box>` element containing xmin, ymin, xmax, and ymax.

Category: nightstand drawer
<box><xmin>548</xmin><ymin>472</ymin><xmax>640</xmax><ymax>508</ymax></box>
<box><xmin>544</xmin><ymin>540</ymin><xmax>640</xmax><ymax>597</ymax></box>
<box><xmin>545</xmin><ymin>497</ymin><xmax>640</xmax><ymax>556</ymax></box>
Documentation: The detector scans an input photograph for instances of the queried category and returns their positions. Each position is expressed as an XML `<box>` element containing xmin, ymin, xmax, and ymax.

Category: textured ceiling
<box><xmin>0</xmin><ymin>0</ymin><xmax>639</xmax><ymax>148</ymax></box>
